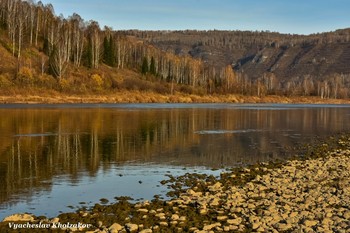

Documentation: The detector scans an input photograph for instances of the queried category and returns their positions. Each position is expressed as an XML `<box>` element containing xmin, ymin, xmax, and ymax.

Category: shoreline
<box><xmin>1</xmin><ymin>134</ymin><xmax>350</xmax><ymax>232</ymax></box>
<box><xmin>0</xmin><ymin>91</ymin><xmax>350</xmax><ymax>104</ymax></box>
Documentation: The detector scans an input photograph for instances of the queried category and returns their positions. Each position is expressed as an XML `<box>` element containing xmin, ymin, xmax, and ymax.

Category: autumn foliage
<box><xmin>0</xmin><ymin>0</ymin><xmax>349</xmax><ymax>99</ymax></box>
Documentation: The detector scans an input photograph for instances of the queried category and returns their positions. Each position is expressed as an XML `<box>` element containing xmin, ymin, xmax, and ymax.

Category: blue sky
<box><xmin>39</xmin><ymin>0</ymin><xmax>350</xmax><ymax>35</ymax></box>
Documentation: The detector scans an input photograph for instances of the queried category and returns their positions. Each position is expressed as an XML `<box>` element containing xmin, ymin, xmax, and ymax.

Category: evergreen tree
<box><xmin>141</xmin><ymin>57</ymin><xmax>149</xmax><ymax>74</ymax></box>
<box><xmin>86</xmin><ymin>39</ymin><xmax>93</xmax><ymax>68</ymax></box>
<box><xmin>103</xmin><ymin>36</ymin><xmax>110</xmax><ymax>63</ymax></box>
<box><xmin>103</xmin><ymin>36</ymin><xmax>115</xmax><ymax>66</ymax></box>
<box><xmin>109</xmin><ymin>37</ymin><xmax>115</xmax><ymax>66</ymax></box>
<box><xmin>43</xmin><ymin>38</ymin><xmax>50</xmax><ymax>55</ymax></box>
<box><xmin>150</xmin><ymin>56</ymin><xmax>156</xmax><ymax>75</ymax></box>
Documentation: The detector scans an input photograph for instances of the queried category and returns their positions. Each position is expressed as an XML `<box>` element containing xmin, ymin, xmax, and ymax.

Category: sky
<box><xmin>39</xmin><ymin>0</ymin><xmax>350</xmax><ymax>35</ymax></box>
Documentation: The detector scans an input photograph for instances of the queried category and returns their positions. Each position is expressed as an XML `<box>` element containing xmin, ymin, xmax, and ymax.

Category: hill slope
<box><xmin>123</xmin><ymin>29</ymin><xmax>350</xmax><ymax>90</ymax></box>
<box><xmin>1</xmin><ymin>0</ymin><xmax>350</xmax><ymax>100</ymax></box>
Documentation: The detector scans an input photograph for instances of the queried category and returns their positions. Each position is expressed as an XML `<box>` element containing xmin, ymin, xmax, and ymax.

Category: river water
<box><xmin>0</xmin><ymin>103</ymin><xmax>350</xmax><ymax>219</ymax></box>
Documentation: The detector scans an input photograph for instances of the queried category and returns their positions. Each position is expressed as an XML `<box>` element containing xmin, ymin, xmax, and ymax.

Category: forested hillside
<box><xmin>0</xmin><ymin>0</ymin><xmax>216</xmax><ymax>96</ymax></box>
<box><xmin>124</xmin><ymin>29</ymin><xmax>350</xmax><ymax>98</ymax></box>
<box><xmin>0</xmin><ymin>0</ymin><xmax>350</xmax><ymax>100</ymax></box>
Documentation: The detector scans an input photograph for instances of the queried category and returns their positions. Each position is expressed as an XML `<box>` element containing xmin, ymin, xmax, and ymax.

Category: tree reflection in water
<box><xmin>0</xmin><ymin>104</ymin><xmax>349</xmax><ymax>217</ymax></box>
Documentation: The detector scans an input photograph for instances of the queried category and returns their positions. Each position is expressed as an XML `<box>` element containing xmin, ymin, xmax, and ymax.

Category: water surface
<box><xmin>0</xmin><ymin>103</ymin><xmax>349</xmax><ymax>219</ymax></box>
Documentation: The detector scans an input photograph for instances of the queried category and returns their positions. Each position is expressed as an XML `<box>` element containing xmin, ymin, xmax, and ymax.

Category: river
<box><xmin>0</xmin><ymin>103</ymin><xmax>349</xmax><ymax>219</ymax></box>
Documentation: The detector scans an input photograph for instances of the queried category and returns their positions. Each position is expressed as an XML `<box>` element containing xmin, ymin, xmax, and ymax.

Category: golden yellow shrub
<box><xmin>91</xmin><ymin>73</ymin><xmax>104</xmax><ymax>90</ymax></box>
<box><xmin>17</xmin><ymin>67</ymin><xmax>34</xmax><ymax>85</ymax></box>
<box><xmin>0</xmin><ymin>73</ymin><xmax>13</xmax><ymax>87</ymax></box>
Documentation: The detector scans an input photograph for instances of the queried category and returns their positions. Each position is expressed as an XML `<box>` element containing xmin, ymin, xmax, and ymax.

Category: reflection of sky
<box><xmin>2</xmin><ymin>104</ymin><xmax>350</xmax><ymax>220</ymax></box>
<box><xmin>38</xmin><ymin>0</ymin><xmax>350</xmax><ymax>34</ymax></box>
<box><xmin>0</xmin><ymin>164</ymin><xmax>222</xmax><ymax>220</ymax></box>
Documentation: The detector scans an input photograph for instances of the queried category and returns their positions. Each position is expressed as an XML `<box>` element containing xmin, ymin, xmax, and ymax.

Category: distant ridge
<box><xmin>123</xmin><ymin>29</ymin><xmax>350</xmax><ymax>78</ymax></box>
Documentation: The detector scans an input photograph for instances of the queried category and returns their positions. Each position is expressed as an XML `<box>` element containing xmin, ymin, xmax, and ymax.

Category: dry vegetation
<box><xmin>0</xmin><ymin>88</ymin><xmax>349</xmax><ymax>104</ymax></box>
<box><xmin>1</xmin><ymin>0</ymin><xmax>350</xmax><ymax>104</ymax></box>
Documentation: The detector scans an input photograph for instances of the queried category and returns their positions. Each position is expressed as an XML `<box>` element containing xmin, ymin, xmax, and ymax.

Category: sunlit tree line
<box><xmin>0</xmin><ymin>0</ymin><xmax>350</xmax><ymax>98</ymax></box>
<box><xmin>125</xmin><ymin>29</ymin><xmax>350</xmax><ymax>98</ymax></box>
<box><xmin>0</xmin><ymin>0</ymin><xmax>238</xmax><ymax>93</ymax></box>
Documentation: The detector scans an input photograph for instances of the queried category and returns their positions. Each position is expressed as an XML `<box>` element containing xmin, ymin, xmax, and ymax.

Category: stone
<box><xmin>125</xmin><ymin>223</ymin><xmax>138</xmax><ymax>232</ymax></box>
<box><xmin>289</xmin><ymin>212</ymin><xmax>298</xmax><ymax>218</ymax></box>
<box><xmin>155</xmin><ymin>213</ymin><xmax>166</xmax><ymax>220</ymax></box>
<box><xmin>187</xmin><ymin>189</ymin><xmax>196</xmax><ymax>195</ymax></box>
<box><xmin>343</xmin><ymin>211</ymin><xmax>350</xmax><ymax>220</ymax></box>
<box><xmin>199</xmin><ymin>209</ymin><xmax>207</xmax><ymax>215</ymax></box>
<box><xmin>51</xmin><ymin>217</ymin><xmax>60</xmax><ymax>223</ymax></box>
<box><xmin>3</xmin><ymin>214</ymin><xmax>35</xmax><ymax>222</ymax></box>
<box><xmin>209</xmin><ymin>182</ymin><xmax>222</xmax><ymax>192</ymax></box>
<box><xmin>216</xmin><ymin>215</ymin><xmax>228</xmax><ymax>221</ymax></box>
<box><xmin>159</xmin><ymin>222</ymin><xmax>168</xmax><ymax>227</ymax></box>
<box><xmin>202</xmin><ymin>225</ymin><xmax>214</xmax><ymax>231</ymax></box>
<box><xmin>228</xmin><ymin>225</ymin><xmax>239</xmax><ymax>231</ymax></box>
<box><xmin>171</xmin><ymin>214</ymin><xmax>180</xmax><ymax>221</ymax></box>
<box><xmin>139</xmin><ymin>229</ymin><xmax>152</xmax><ymax>233</ymax></box>
<box><xmin>304</xmin><ymin>220</ymin><xmax>318</xmax><ymax>227</ymax></box>
<box><xmin>276</xmin><ymin>223</ymin><xmax>293</xmax><ymax>231</ymax></box>
<box><xmin>149</xmin><ymin>210</ymin><xmax>157</xmax><ymax>214</ymax></box>
<box><xmin>109</xmin><ymin>223</ymin><xmax>123</xmax><ymax>233</ymax></box>
<box><xmin>252</xmin><ymin>222</ymin><xmax>261</xmax><ymax>229</ymax></box>
<box><xmin>170</xmin><ymin>221</ymin><xmax>178</xmax><ymax>225</ymax></box>
<box><xmin>227</xmin><ymin>217</ymin><xmax>242</xmax><ymax>225</ymax></box>
<box><xmin>137</xmin><ymin>209</ymin><xmax>149</xmax><ymax>213</ymax></box>
<box><xmin>209</xmin><ymin>198</ymin><xmax>220</xmax><ymax>206</ymax></box>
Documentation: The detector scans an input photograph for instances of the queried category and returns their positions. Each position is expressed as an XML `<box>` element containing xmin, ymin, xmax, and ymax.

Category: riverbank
<box><xmin>1</xmin><ymin>134</ymin><xmax>350</xmax><ymax>232</ymax></box>
<box><xmin>0</xmin><ymin>90</ymin><xmax>350</xmax><ymax>104</ymax></box>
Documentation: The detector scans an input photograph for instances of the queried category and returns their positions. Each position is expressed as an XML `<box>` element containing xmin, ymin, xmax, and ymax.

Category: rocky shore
<box><xmin>1</xmin><ymin>135</ymin><xmax>350</xmax><ymax>232</ymax></box>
